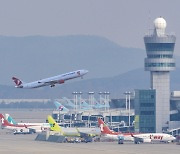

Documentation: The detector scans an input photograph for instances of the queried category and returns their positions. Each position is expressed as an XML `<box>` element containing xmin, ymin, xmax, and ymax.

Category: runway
<box><xmin>0</xmin><ymin>132</ymin><xmax>179</xmax><ymax>154</ymax></box>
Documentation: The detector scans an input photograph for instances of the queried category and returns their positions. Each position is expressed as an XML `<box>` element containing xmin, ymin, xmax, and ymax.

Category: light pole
<box><xmin>72</xmin><ymin>92</ymin><xmax>76</xmax><ymax>111</ymax></box>
<box><xmin>104</xmin><ymin>92</ymin><xmax>110</xmax><ymax>111</ymax></box>
<box><xmin>88</xmin><ymin>92</ymin><xmax>94</xmax><ymax>109</ymax></box>
<box><xmin>124</xmin><ymin>91</ymin><xmax>132</xmax><ymax>127</ymax></box>
<box><xmin>76</xmin><ymin>92</ymin><xmax>78</xmax><ymax>113</ymax></box>
<box><xmin>124</xmin><ymin>91</ymin><xmax>128</xmax><ymax>110</ymax></box>
<box><xmin>104</xmin><ymin>92</ymin><xmax>107</xmax><ymax>111</ymax></box>
<box><xmin>72</xmin><ymin>92</ymin><xmax>78</xmax><ymax>113</ymax></box>
<box><xmin>106</xmin><ymin>92</ymin><xmax>110</xmax><ymax>112</ymax></box>
<box><xmin>128</xmin><ymin>92</ymin><xmax>131</xmax><ymax>127</ymax></box>
<box><xmin>72</xmin><ymin>91</ymin><xmax>78</xmax><ymax>127</ymax></box>
<box><xmin>79</xmin><ymin>92</ymin><xmax>82</xmax><ymax>110</ymax></box>
<box><xmin>99</xmin><ymin>92</ymin><xmax>102</xmax><ymax>105</ymax></box>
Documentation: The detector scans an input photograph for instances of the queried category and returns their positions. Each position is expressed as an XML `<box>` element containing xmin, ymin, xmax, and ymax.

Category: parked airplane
<box><xmin>5</xmin><ymin>114</ymin><xmax>17</xmax><ymax>125</ymax></box>
<box><xmin>98</xmin><ymin>118</ymin><xmax>133</xmax><ymax>141</ymax></box>
<box><xmin>12</xmin><ymin>69</ymin><xmax>88</xmax><ymax>88</ymax></box>
<box><xmin>47</xmin><ymin>115</ymin><xmax>99</xmax><ymax>139</ymax></box>
<box><xmin>62</xmin><ymin>97</ymin><xmax>92</xmax><ymax>111</ymax></box>
<box><xmin>98</xmin><ymin>118</ymin><xmax>176</xmax><ymax>143</ymax></box>
<box><xmin>0</xmin><ymin>113</ymin><xmax>38</xmax><ymax>134</ymax></box>
<box><xmin>132</xmin><ymin>133</ymin><xmax>176</xmax><ymax>144</ymax></box>
<box><xmin>78</xmin><ymin>98</ymin><xmax>93</xmax><ymax>110</ymax></box>
<box><xmin>75</xmin><ymin>127</ymin><xmax>95</xmax><ymax>142</ymax></box>
<box><xmin>54</xmin><ymin>100</ymin><xmax>69</xmax><ymax>112</ymax></box>
<box><xmin>47</xmin><ymin>115</ymin><xmax>80</xmax><ymax>136</ymax></box>
<box><xmin>1</xmin><ymin>113</ymin><xmax>50</xmax><ymax>134</ymax></box>
<box><xmin>62</xmin><ymin>97</ymin><xmax>75</xmax><ymax>109</ymax></box>
<box><xmin>93</xmin><ymin>98</ymin><xmax>110</xmax><ymax>109</ymax></box>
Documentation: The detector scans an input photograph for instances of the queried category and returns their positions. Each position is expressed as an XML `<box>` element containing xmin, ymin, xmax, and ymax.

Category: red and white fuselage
<box><xmin>0</xmin><ymin>114</ymin><xmax>49</xmax><ymax>134</ymax></box>
<box><xmin>12</xmin><ymin>69</ymin><xmax>88</xmax><ymax>88</ymax></box>
<box><xmin>98</xmin><ymin>118</ymin><xmax>175</xmax><ymax>143</ymax></box>
<box><xmin>98</xmin><ymin>118</ymin><xmax>133</xmax><ymax>141</ymax></box>
<box><xmin>132</xmin><ymin>133</ymin><xmax>176</xmax><ymax>143</ymax></box>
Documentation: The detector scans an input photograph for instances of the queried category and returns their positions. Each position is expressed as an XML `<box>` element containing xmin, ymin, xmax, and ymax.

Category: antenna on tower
<box><xmin>148</xmin><ymin>10</ymin><xmax>151</xmax><ymax>34</ymax></box>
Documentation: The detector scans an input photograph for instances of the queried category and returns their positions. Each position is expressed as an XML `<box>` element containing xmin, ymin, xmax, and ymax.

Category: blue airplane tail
<box><xmin>54</xmin><ymin>100</ymin><xmax>69</xmax><ymax>112</ymax></box>
<box><xmin>5</xmin><ymin>114</ymin><xmax>17</xmax><ymax>125</ymax></box>
<box><xmin>93</xmin><ymin>98</ymin><xmax>110</xmax><ymax>109</ymax></box>
<box><xmin>80</xmin><ymin>99</ymin><xmax>93</xmax><ymax>110</ymax></box>
<box><xmin>62</xmin><ymin>97</ymin><xmax>75</xmax><ymax>109</ymax></box>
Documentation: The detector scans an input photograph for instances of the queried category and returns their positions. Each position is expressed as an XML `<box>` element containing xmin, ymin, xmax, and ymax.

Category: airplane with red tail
<box><xmin>97</xmin><ymin>118</ymin><xmax>133</xmax><ymax>141</ymax></box>
<box><xmin>0</xmin><ymin>113</ymin><xmax>48</xmax><ymax>134</ymax></box>
<box><xmin>12</xmin><ymin>69</ymin><xmax>88</xmax><ymax>88</ymax></box>
<box><xmin>98</xmin><ymin>118</ymin><xmax>176</xmax><ymax>143</ymax></box>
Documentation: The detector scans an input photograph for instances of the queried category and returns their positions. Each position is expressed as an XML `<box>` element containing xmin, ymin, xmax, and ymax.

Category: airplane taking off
<box><xmin>12</xmin><ymin>69</ymin><xmax>88</xmax><ymax>88</ymax></box>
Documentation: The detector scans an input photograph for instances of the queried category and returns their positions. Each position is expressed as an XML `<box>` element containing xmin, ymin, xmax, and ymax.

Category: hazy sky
<box><xmin>0</xmin><ymin>0</ymin><xmax>179</xmax><ymax>55</ymax></box>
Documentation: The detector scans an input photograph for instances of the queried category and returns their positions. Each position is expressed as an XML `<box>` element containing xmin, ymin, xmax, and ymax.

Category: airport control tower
<box><xmin>144</xmin><ymin>17</ymin><xmax>176</xmax><ymax>132</ymax></box>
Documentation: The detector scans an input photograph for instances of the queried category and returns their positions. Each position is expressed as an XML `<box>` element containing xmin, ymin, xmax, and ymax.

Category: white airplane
<box><xmin>98</xmin><ymin>118</ymin><xmax>133</xmax><ymax>141</ymax></box>
<box><xmin>98</xmin><ymin>118</ymin><xmax>176</xmax><ymax>143</ymax></box>
<box><xmin>132</xmin><ymin>133</ymin><xmax>176</xmax><ymax>144</ymax></box>
<box><xmin>47</xmin><ymin>115</ymin><xmax>99</xmax><ymax>138</ymax></box>
<box><xmin>0</xmin><ymin>113</ymin><xmax>50</xmax><ymax>134</ymax></box>
<box><xmin>12</xmin><ymin>69</ymin><xmax>88</xmax><ymax>88</ymax></box>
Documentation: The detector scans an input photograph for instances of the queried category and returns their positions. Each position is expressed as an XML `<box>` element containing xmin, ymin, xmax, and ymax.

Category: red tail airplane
<box><xmin>98</xmin><ymin>118</ymin><xmax>134</xmax><ymax>141</ymax></box>
<box><xmin>0</xmin><ymin>113</ymin><xmax>47</xmax><ymax>134</ymax></box>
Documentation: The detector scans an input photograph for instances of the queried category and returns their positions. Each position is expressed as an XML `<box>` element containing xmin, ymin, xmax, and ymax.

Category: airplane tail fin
<box><xmin>47</xmin><ymin>115</ymin><xmax>64</xmax><ymax>135</ymax></box>
<box><xmin>98</xmin><ymin>118</ymin><xmax>112</xmax><ymax>134</ymax></box>
<box><xmin>80</xmin><ymin>99</ymin><xmax>92</xmax><ymax>110</ymax></box>
<box><xmin>5</xmin><ymin>114</ymin><xmax>17</xmax><ymax>125</ymax></box>
<box><xmin>53</xmin><ymin>100</ymin><xmax>69</xmax><ymax>112</ymax></box>
<box><xmin>130</xmin><ymin>133</ymin><xmax>134</xmax><ymax>137</ymax></box>
<box><xmin>0</xmin><ymin>113</ymin><xmax>12</xmax><ymax>127</ymax></box>
<box><xmin>12</xmin><ymin>77</ymin><xmax>24</xmax><ymax>87</ymax></box>
<box><xmin>62</xmin><ymin>97</ymin><xmax>75</xmax><ymax>109</ymax></box>
<box><xmin>75</xmin><ymin>127</ymin><xmax>80</xmax><ymax>133</ymax></box>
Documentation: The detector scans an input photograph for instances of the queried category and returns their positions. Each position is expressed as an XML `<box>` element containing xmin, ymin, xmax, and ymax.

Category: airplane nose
<box><xmin>83</xmin><ymin>70</ymin><xmax>89</xmax><ymax>74</ymax></box>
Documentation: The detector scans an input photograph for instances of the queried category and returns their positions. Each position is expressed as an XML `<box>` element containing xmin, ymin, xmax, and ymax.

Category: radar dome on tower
<box><xmin>154</xmin><ymin>17</ymin><xmax>167</xmax><ymax>29</ymax></box>
<box><xmin>153</xmin><ymin>17</ymin><xmax>166</xmax><ymax>36</ymax></box>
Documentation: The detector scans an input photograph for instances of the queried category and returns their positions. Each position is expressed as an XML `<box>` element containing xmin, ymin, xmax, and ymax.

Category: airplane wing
<box><xmin>38</xmin><ymin>79</ymin><xmax>65</xmax><ymax>85</ymax></box>
<box><xmin>131</xmin><ymin>134</ymin><xmax>152</xmax><ymax>144</ymax></box>
<box><xmin>38</xmin><ymin>80</ymin><xmax>56</xmax><ymax>84</ymax></box>
<box><xmin>75</xmin><ymin>128</ymin><xmax>94</xmax><ymax>143</ymax></box>
<box><xmin>75</xmin><ymin>128</ymin><xmax>97</xmax><ymax>137</ymax></box>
